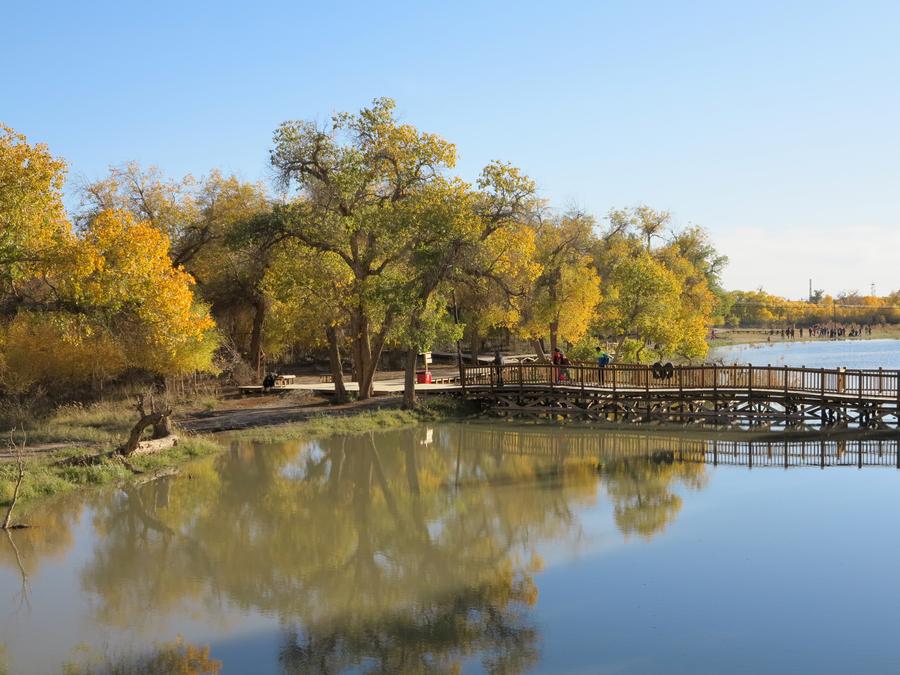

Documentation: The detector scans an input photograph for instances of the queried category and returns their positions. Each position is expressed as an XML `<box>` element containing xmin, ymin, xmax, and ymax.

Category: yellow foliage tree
<box><xmin>0</xmin><ymin>124</ymin><xmax>71</xmax><ymax>302</ymax></box>
<box><xmin>0</xmin><ymin>124</ymin><xmax>218</xmax><ymax>393</ymax></box>
<box><xmin>520</xmin><ymin>212</ymin><xmax>601</xmax><ymax>358</ymax></box>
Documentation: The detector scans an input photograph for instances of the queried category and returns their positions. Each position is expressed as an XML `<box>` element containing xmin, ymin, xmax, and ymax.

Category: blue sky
<box><xmin>5</xmin><ymin>1</ymin><xmax>899</xmax><ymax>297</ymax></box>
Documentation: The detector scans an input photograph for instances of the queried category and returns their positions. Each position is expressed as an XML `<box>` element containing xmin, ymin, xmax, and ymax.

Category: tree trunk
<box><xmin>359</xmin><ymin>319</ymin><xmax>392</xmax><ymax>400</ymax></box>
<box><xmin>326</xmin><ymin>325</ymin><xmax>348</xmax><ymax>403</ymax></box>
<box><xmin>152</xmin><ymin>415</ymin><xmax>173</xmax><ymax>439</ymax></box>
<box><xmin>248</xmin><ymin>297</ymin><xmax>267</xmax><ymax>378</ymax></box>
<box><xmin>549</xmin><ymin>321</ymin><xmax>559</xmax><ymax>356</ymax></box>
<box><xmin>469</xmin><ymin>333</ymin><xmax>481</xmax><ymax>366</ymax></box>
<box><xmin>120</xmin><ymin>395</ymin><xmax>173</xmax><ymax>456</ymax></box>
<box><xmin>532</xmin><ymin>339</ymin><xmax>547</xmax><ymax>362</ymax></box>
<box><xmin>350</xmin><ymin>304</ymin><xmax>375</xmax><ymax>399</ymax></box>
<box><xmin>403</xmin><ymin>348</ymin><xmax>418</xmax><ymax>409</ymax></box>
<box><xmin>121</xmin><ymin>413</ymin><xmax>165</xmax><ymax>456</ymax></box>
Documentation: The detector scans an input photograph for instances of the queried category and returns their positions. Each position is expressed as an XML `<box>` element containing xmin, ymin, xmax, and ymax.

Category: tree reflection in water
<box><xmin>3</xmin><ymin>424</ymin><xmax>708</xmax><ymax>673</ymax></box>
<box><xmin>602</xmin><ymin>454</ymin><xmax>708</xmax><ymax>538</ymax></box>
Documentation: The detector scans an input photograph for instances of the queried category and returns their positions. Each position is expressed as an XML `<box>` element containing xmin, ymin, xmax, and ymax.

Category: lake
<box><xmin>3</xmin><ymin>423</ymin><xmax>900</xmax><ymax>674</ymax></box>
<box><xmin>710</xmin><ymin>337</ymin><xmax>900</xmax><ymax>370</ymax></box>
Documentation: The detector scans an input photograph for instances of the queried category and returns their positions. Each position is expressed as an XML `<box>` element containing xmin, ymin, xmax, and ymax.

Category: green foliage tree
<box><xmin>269</xmin><ymin>98</ymin><xmax>457</xmax><ymax>399</ymax></box>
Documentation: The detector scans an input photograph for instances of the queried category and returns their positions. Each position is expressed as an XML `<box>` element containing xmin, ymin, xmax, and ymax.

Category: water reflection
<box><xmin>63</xmin><ymin>638</ymin><xmax>221</xmax><ymax>674</ymax></box>
<box><xmin>78</xmin><ymin>426</ymin><xmax>586</xmax><ymax>672</ymax></box>
<box><xmin>7</xmin><ymin>424</ymin><xmax>894</xmax><ymax>672</ymax></box>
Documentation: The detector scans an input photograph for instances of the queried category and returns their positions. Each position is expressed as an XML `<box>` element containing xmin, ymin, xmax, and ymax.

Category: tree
<box><xmin>263</xmin><ymin>241</ymin><xmax>354</xmax><ymax>401</ymax></box>
<box><xmin>391</xmin><ymin>166</ymin><xmax>538</xmax><ymax>407</ymax></box>
<box><xmin>454</xmin><ymin>219</ymin><xmax>538</xmax><ymax>363</ymax></box>
<box><xmin>598</xmin><ymin>252</ymin><xmax>682</xmax><ymax>362</ymax></box>
<box><xmin>270</xmin><ymin>98</ymin><xmax>457</xmax><ymax>399</ymax></box>
<box><xmin>0</xmin><ymin>125</ymin><xmax>71</xmax><ymax>313</ymax></box>
<box><xmin>80</xmin><ymin>167</ymin><xmax>272</xmax><ymax>369</ymax></box>
<box><xmin>634</xmin><ymin>205</ymin><xmax>671</xmax><ymax>250</ymax></box>
<box><xmin>519</xmin><ymin>211</ymin><xmax>601</xmax><ymax>357</ymax></box>
<box><xmin>74</xmin><ymin>209</ymin><xmax>219</xmax><ymax>378</ymax></box>
<box><xmin>77</xmin><ymin>161</ymin><xmax>199</xmax><ymax>261</ymax></box>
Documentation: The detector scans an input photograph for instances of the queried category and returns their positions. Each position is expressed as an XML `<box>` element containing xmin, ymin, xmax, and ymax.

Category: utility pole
<box><xmin>809</xmin><ymin>279</ymin><xmax>813</xmax><ymax>302</ymax></box>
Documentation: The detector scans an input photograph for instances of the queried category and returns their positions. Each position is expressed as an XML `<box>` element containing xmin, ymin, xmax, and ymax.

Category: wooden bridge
<box><xmin>458</xmin><ymin>363</ymin><xmax>900</xmax><ymax>431</ymax></box>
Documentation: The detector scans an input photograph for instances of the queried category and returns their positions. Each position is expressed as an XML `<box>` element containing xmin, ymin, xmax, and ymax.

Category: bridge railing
<box><xmin>462</xmin><ymin>363</ymin><xmax>900</xmax><ymax>400</ymax></box>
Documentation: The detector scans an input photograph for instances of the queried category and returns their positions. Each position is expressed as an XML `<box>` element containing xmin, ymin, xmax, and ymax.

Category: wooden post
<box><xmin>580</xmin><ymin>365</ymin><xmax>585</xmax><ymax>394</ymax></box>
<box><xmin>612</xmin><ymin>366</ymin><xmax>617</xmax><ymax>395</ymax></box>
<box><xmin>896</xmin><ymin>370</ymin><xmax>900</xmax><ymax>430</ymax></box>
<box><xmin>518</xmin><ymin>364</ymin><xmax>523</xmax><ymax>396</ymax></box>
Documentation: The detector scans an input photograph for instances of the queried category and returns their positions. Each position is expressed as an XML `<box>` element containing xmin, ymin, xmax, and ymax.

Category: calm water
<box><xmin>3</xmin><ymin>424</ymin><xmax>900</xmax><ymax>673</ymax></box>
<box><xmin>710</xmin><ymin>337</ymin><xmax>900</xmax><ymax>370</ymax></box>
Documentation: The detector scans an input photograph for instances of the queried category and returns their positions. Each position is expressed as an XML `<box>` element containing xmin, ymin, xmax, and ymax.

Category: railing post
<box><xmin>580</xmin><ymin>365</ymin><xmax>585</xmax><ymax>394</ymax></box>
<box><xmin>820</xmin><ymin>369</ymin><xmax>825</xmax><ymax>398</ymax></box>
<box><xmin>896</xmin><ymin>370</ymin><xmax>900</xmax><ymax>429</ymax></box>
<box><xmin>612</xmin><ymin>365</ymin><xmax>617</xmax><ymax>394</ymax></box>
<box><xmin>518</xmin><ymin>364</ymin><xmax>523</xmax><ymax>396</ymax></box>
<box><xmin>549</xmin><ymin>362</ymin><xmax>554</xmax><ymax>390</ymax></box>
<box><xmin>748</xmin><ymin>363</ymin><xmax>753</xmax><ymax>396</ymax></box>
<box><xmin>783</xmin><ymin>365</ymin><xmax>788</xmax><ymax>396</ymax></box>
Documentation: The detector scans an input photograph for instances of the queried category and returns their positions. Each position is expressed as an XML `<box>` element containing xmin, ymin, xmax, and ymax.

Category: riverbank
<box><xmin>0</xmin><ymin>394</ymin><xmax>472</xmax><ymax>508</ymax></box>
<box><xmin>708</xmin><ymin>324</ymin><xmax>900</xmax><ymax>348</ymax></box>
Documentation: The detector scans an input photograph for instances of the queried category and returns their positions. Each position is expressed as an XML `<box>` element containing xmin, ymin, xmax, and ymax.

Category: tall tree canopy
<box><xmin>269</xmin><ymin>97</ymin><xmax>457</xmax><ymax>398</ymax></box>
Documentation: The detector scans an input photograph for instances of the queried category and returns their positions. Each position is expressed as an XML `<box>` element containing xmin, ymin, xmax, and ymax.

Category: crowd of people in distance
<box><xmin>766</xmin><ymin>324</ymin><xmax>873</xmax><ymax>341</ymax></box>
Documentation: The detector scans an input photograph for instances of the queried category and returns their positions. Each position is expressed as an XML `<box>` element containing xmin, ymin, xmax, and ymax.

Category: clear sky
<box><xmin>5</xmin><ymin>1</ymin><xmax>899</xmax><ymax>298</ymax></box>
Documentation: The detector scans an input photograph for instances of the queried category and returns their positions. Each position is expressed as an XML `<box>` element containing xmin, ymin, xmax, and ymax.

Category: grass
<box><xmin>0</xmin><ymin>435</ymin><xmax>222</xmax><ymax>507</ymax></box>
<box><xmin>3</xmin><ymin>398</ymin><xmax>138</xmax><ymax>448</ymax></box>
<box><xmin>227</xmin><ymin>395</ymin><xmax>475</xmax><ymax>443</ymax></box>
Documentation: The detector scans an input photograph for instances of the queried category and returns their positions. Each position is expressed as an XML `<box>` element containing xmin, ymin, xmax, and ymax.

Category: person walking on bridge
<box><xmin>493</xmin><ymin>349</ymin><xmax>504</xmax><ymax>386</ymax></box>
<box><xmin>552</xmin><ymin>348</ymin><xmax>563</xmax><ymax>382</ymax></box>
<box><xmin>597</xmin><ymin>346</ymin><xmax>611</xmax><ymax>384</ymax></box>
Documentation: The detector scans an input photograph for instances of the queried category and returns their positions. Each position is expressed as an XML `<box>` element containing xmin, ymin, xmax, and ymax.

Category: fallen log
<box><xmin>129</xmin><ymin>435</ymin><xmax>178</xmax><ymax>456</ymax></box>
